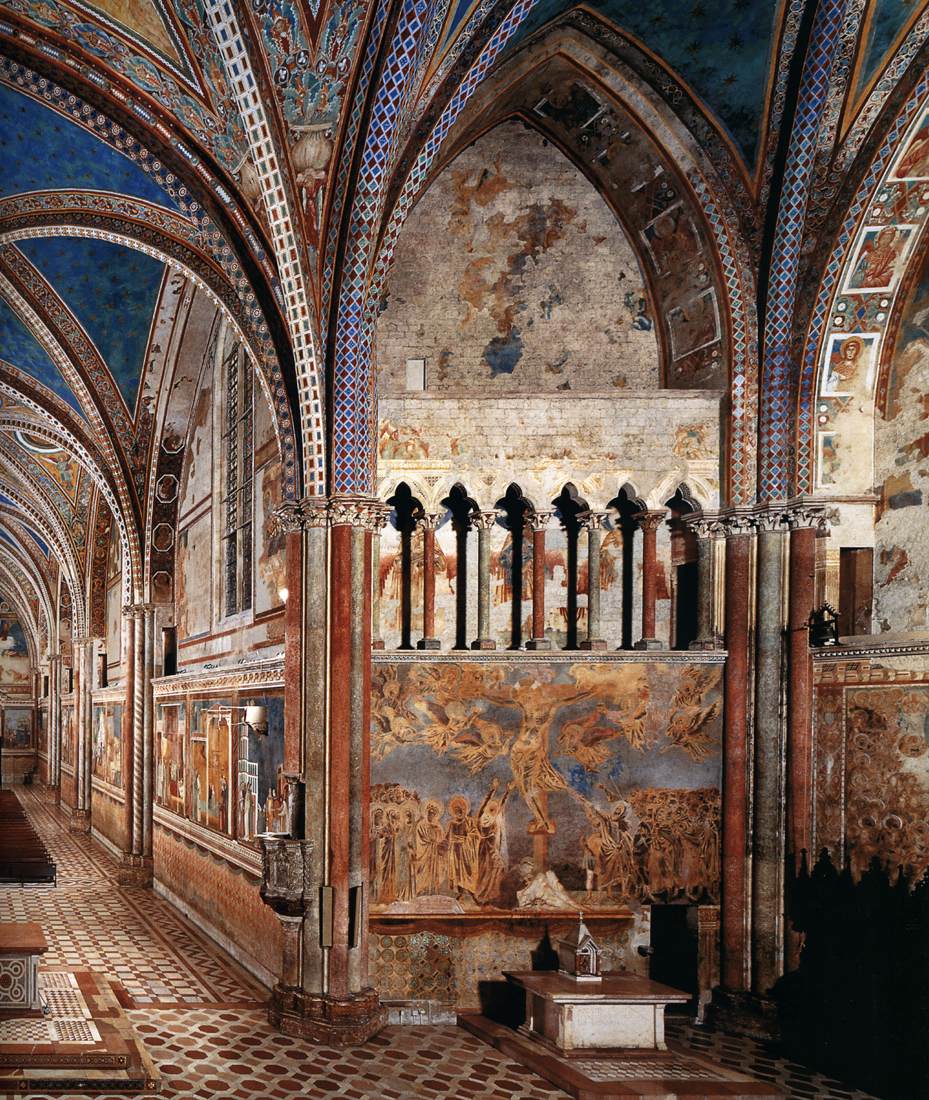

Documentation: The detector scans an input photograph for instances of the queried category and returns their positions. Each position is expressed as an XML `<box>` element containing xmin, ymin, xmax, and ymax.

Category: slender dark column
<box><xmin>687</xmin><ymin>513</ymin><xmax>723</xmax><ymax>649</ymax></box>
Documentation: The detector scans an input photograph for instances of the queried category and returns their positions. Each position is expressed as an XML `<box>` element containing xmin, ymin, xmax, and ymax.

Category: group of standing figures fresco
<box><xmin>370</xmin><ymin>660</ymin><xmax>723</xmax><ymax>911</ymax></box>
<box><xmin>371</xmin><ymin>779</ymin><xmax>719</xmax><ymax>908</ymax></box>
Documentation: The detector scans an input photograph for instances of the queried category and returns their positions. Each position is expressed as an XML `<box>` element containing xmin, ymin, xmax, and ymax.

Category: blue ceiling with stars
<box><xmin>17</xmin><ymin>236</ymin><xmax>166</xmax><ymax>411</ymax></box>
<box><xmin>0</xmin><ymin>296</ymin><xmax>79</xmax><ymax>413</ymax></box>
<box><xmin>0</xmin><ymin>82</ymin><xmax>178</xmax><ymax>209</ymax></box>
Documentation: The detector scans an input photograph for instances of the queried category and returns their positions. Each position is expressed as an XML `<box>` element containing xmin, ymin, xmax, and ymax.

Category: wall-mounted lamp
<box><xmin>240</xmin><ymin>704</ymin><xmax>268</xmax><ymax>736</ymax></box>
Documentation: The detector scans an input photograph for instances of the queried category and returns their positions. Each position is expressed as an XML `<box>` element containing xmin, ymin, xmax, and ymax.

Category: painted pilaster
<box><xmin>525</xmin><ymin>510</ymin><xmax>555</xmax><ymax>650</ymax></box>
<box><xmin>633</xmin><ymin>510</ymin><xmax>666</xmax><ymax>650</ymax></box>
<box><xmin>471</xmin><ymin>511</ymin><xmax>497</xmax><ymax>650</ymax></box>
<box><xmin>69</xmin><ymin>637</ymin><xmax>92</xmax><ymax>833</ymax></box>
<box><xmin>579</xmin><ymin>512</ymin><xmax>608</xmax><ymax>650</ymax></box>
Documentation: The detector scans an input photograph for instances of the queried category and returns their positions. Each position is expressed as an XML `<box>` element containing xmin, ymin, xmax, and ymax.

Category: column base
<box><xmin>633</xmin><ymin>638</ymin><xmax>664</xmax><ymax>651</ymax></box>
<box><xmin>525</xmin><ymin>637</ymin><xmax>552</xmax><ymax>651</ymax></box>
<box><xmin>416</xmin><ymin>638</ymin><xmax>441</xmax><ymax>651</ymax></box>
<box><xmin>690</xmin><ymin>637</ymin><xmax>722</xmax><ymax>651</ymax></box>
<box><xmin>44</xmin><ymin>784</ymin><xmax>60</xmax><ymax>805</ymax></box>
<box><xmin>68</xmin><ymin>808</ymin><xmax>91</xmax><ymax>834</ymax></box>
<box><xmin>117</xmin><ymin>855</ymin><xmax>154</xmax><ymax>889</ymax></box>
<box><xmin>471</xmin><ymin>639</ymin><xmax>496</xmax><ymax>651</ymax></box>
<box><xmin>372</xmin><ymin>640</ymin><xmax>385</xmax><ymax>651</ymax></box>
<box><xmin>269</xmin><ymin>986</ymin><xmax>387</xmax><ymax>1046</ymax></box>
<box><xmin>579</xmin><ymin>638</ymin><xmax>608</xmax><ymax>651</ymax></box>
<box><xmin>707</xmin><ymin>988</ymin><xmax>781</xmax><ymax>1041</ymax></box>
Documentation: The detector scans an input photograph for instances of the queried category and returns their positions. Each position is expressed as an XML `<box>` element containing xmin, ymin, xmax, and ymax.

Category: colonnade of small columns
<box><xmin>369</xmin><ymin>483</ymin><xmax>721</xmax><ymax>652</ymax></box>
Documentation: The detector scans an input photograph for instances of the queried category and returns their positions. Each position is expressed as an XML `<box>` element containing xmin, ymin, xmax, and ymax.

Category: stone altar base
<box><xmin>507</xmin><ymin>971</ymin><xmax>691</xmax><ymax>1053</ymax></box>
<box><xmin>0</xmin><ymin>968</ymin><xmax>159</xmax><ymax>1094</ymax></box>
<box><xmin>460</xmin><ymin>1014</ymin><xmax>782</xmax><ymax>1099</ymax></box>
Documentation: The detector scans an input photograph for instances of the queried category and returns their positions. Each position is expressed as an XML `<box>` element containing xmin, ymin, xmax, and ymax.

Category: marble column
<box><xmin>471</xmin><ymin>511</ymin><xmax>497</xmax><ymax>650</ymax></box>
<box><xmin>751</xmin><ymin>508</ymin><xmax>787</xmax><ymax>996</ymax></box>
<box><xmin>117</xmin><ymin>604</ymin><xmax>155</xmax><ymax>887</ymax></box>
<box><xmin>633</xmin><ymin>510</ymin><xmax>666</xmax><ymax>650</ymax></box>
<box><xmin>719</xmin><ymin>513</ymin><xmax>753</xmax><ymax>993</ymax></box>
<box><xmin>417</xmin><ymin>513</ymin><xmax>442</xmax><ymax>650</ymax></box>
<box><xmin>47</xmin><ymin>653</ymin><xmax>61</xmax><ymax>801</ymax></box>
<box><xmin>274</xmin><ymin>495</ymin><xmax>328</xmax><ymax>995</ymax></box>
<box><xmin>266</xmin><ymin>496</ymin><xmax>385</xmax><ymax>1046</ymax></box>
<box><xmin>686</xmin><ymin>513</ymin><xmax>724</xmax><ymax>650</ymax></box>
<box><xmin>579</xmin><ymin>512</ymin><xmax>608</xmax><ymax>650</ymax></box>
<box><xmin>69</xmin><ymin>638</ymin><xmax>92</xmax><ymax>833</ymax></box>
<box><xmin>525</xmin><ymin>510</ymin><xmax>555</xmax><ymax>650</ymax></box>
<box><xmin>784</xmin><ymin>504</ymin><xmax>826</xmax><ymax>971</ymax></box>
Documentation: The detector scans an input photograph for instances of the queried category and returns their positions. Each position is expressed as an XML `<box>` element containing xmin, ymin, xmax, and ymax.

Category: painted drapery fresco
<box><xmin>91</xmin><ymin>702</ymin><xmax>123</xmax><ymax>787</ymax></box>
<box><xmin>2</xmin><ymin>706</ymin><xmax>34</xmax><ymax>749</ymax></box>
<box><xmin>371</xmin><ymin>660</ymin><xmax>722</xmax><ymax>912</ymax></box>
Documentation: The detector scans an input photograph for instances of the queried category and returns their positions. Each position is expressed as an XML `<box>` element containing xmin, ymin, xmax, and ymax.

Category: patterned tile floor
<box><xmin>1</xmin><ymin>788</ymin><xmax>881</xmax><ymax>1100</ymax></box>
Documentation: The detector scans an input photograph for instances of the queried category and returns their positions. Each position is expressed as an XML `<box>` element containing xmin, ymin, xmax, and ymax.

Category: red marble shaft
<box><xmin>531</xmin><ymin>527</ymin><xmax>546</xmax><ymax>640</ymax></box>
<box><xmin>721</xmin><ymin>529</ymin><xmax>750</xmax><ymax>991</ymax></box>
<box><xmin>422</xmin><ymin>525</ymin><xmax>436</xmax><ymax>641</ymax></box>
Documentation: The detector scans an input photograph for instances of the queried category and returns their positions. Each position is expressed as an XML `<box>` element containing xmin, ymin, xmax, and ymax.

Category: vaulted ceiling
<box><xmin>0</xmin><ymin>0</ymin><xmax>928</xmax><ymax>640</ymax></box>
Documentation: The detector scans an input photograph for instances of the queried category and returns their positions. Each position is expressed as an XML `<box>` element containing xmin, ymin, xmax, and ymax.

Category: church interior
<box><xmin>1</xmin><ymin>0</ymin><xmax>929</xmax><ymax>1097</ymax></box>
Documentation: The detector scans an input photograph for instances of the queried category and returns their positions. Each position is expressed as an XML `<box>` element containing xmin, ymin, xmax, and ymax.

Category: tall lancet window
<box><xmin>222</xmin><ymin>340</ymin><xmax>254</xmax><ymax>617</ymax></box>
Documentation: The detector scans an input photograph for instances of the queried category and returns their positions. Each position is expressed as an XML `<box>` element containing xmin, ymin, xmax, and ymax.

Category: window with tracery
<box><xmin>221</xmin><ymin>340</ymin><xmax>254</xmax><ymax>617</ymax></box>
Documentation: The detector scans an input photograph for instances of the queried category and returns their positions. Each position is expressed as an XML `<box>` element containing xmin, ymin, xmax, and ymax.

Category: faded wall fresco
<box><xmin>2</xmin><ymin>706</ymin><xmax>33</xmax><ymax>749</ymax></box>
<box><xmin>91</xmin><ymin>701</ymin><xmax>123</xmax><ymax>788</ymax></box>
<box><xmin>377</xmin><ymin>122</ymin><xmax>659</xmax><ymax>393</ymax></box>
<box><xmin>874</xmin><ymin>259</ymin><xmax>929</xmax><ymax>630</ymax></box>
<box><xmin>154</xmin><ymin>690</ymin><xmax>287</xmax><ymax>841</ymax></box>
<box><xmin>371</xmin><ymin>659</ymin><xmax>722</xmax><ymax>912</ymax></box>
<box><xmin>0</xmin><ymin>614</ymin><xmax>31</xmax><ymax>686</ymax></box>
<box><xmin>815</xmin><ymin>658</ymin><xmax>929</xmax><ymax>882</ymax></box>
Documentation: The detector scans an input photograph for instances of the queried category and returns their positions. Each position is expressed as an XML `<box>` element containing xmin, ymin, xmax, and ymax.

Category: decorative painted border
<box><xmin>152</xmin><ymin>657</ymin><xmax>285</xmax><ymax>698</ymax></box>
<box><xmin>373</xmin><ymin>650</ymin><xmax>728</xmax><ymax>665</ymax></box>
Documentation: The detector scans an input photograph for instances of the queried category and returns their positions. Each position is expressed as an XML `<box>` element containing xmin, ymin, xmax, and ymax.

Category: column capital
<box><xmin>632</xmin><ymin>508</ymin><xmax>666</xmax><ymax>533</ymax></box>
<box><xmin>782</xmin><ymin>499</ymin><xmax>834</xmax><ymax>534</ymax></box>
<box><xmin>682</xmin><ymin>511</ymin><xmax>726</xmax><ymax>539</ymax></box>
<box><xmin>328</xmin><ymin>495</ymin><xmax>384</xmax><ymax>529</ymax></box>
<box><xmin>719</xmin><ymin>509</ymin><xmax>757</xmax><ymax>536</ymax></box>
<box><xmin>415</xmin><ymin>511</ymin><xmax>444</xmax><ymax>532</ymax></box>
<box><xmin>272</xmin><ymin>496</ymin><xmax>329</xmax><ymax>533</ymax></box>
<box><xmin>525</xmin><ymin>509</ymin><xmax>557</xmax><ymax>532</ymax></box>
<box><xmin>578</xmin><ymin>510</ymin><xmax>610</xmax><ymax>531</ymax></box>
<box><xmin>121</xmin><ymin>602</ymin><xmax>153</xmax><ymax>619</ymax></box>
<box><xmin>472</xmin><ymin>510</ymin><xmax>498</xmax><ymax>531</ymax></box>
